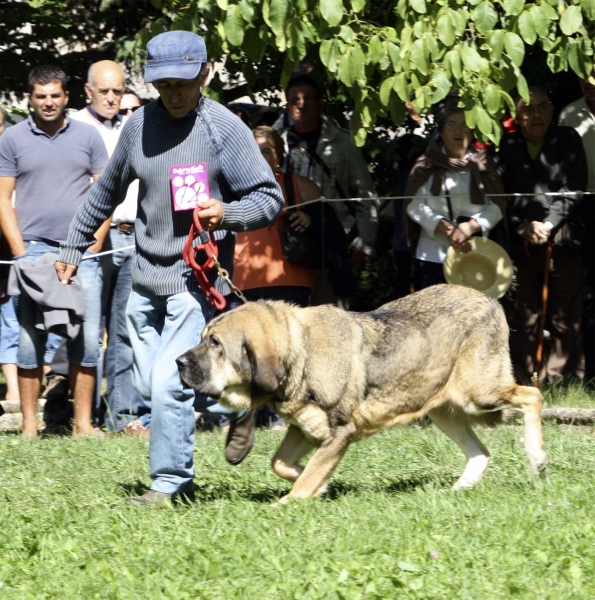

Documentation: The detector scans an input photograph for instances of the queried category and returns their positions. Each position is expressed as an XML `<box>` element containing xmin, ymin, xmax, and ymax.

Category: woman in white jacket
<box><xmin>406</xmin><ymin>101</ymin><xmax>505</xmax><ymax>290</ymax></box>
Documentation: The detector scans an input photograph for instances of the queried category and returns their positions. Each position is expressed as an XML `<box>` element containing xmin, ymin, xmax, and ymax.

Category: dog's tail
<box><xmin>468</xmin><ymin>411</ymin><xmax>503</xmax><ymax>428</ymax></box>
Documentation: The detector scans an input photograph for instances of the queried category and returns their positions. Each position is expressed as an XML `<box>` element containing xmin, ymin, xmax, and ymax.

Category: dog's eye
<box><xmin>210</xmin><ymin>337</ymin><xmax>221</xmax><ymax>349</ymax></box>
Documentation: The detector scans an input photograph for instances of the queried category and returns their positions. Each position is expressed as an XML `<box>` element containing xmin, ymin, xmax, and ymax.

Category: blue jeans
<box><xmin>98</xmin><ymin>228</ymin><xmax>149</xmax><ymax>432</ymax></box>
<box><xmin>16</xmin><ymin>241</ymin><xmax>101</xmax><ymax>369</ymax></box>
<box><xmin>127</xmin><ymin>288</ymin><xmax>232</xmax><ymax>494</ymax></box>
<box><xmin>0</xmin><ymin>296</ymin><xmax>20</xmax><ymax>364</ymax></box>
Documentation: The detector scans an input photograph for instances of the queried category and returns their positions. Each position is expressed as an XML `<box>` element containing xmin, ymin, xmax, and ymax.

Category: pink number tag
<box><xmin>170</xmin><ymin>163</ymin><xmax>210</xmax><ymax>211</ymax></box>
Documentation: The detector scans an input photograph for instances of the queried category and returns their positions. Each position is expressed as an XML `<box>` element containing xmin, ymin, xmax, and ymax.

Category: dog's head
<box><xmin>176</xmin><ymin>302</ymin><xmax>287</xmax><ymax>411</ymax></box>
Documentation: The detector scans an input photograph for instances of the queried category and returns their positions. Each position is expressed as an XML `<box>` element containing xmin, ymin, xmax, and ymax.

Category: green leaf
<box><xmin>451</xmin><ymin>8</ymin><xmax>467</xmax><ymax>35</ymax></box>
<box><xmin>400</xmin><ymin>24</ymin><xmax>413</xmax><ymax>57</ymax></box>
<box><xmin>430</xmin><ymin>69</ymin><xmax>452</xmax><ymax>104</ymax></box>
<box><xmin>239</xmin><ymin>0</ymin><xmax>255</xmax><ymax>23</ymax></box>
<box><xmin>501</xmin><ymin>90</ymin><xmax>516</xmax><ymax>115</ymax></box>
<box><xmin>393</xmin><ymin>72</ymin><xmax>410</xmax><ymax>101</ymax></box>
<box><xmin>461</xmin><ymin>44</ymin><xmax>483</xmax><ymax>73</ymax></box>
<box><xmin>367</xmin><ymin>35</ymin><xmax>383</xmax><ymax>65</ymax></box>
<box><xmin>389</xmin><ymin>99</ymin><xmax>407</xmax><ymax>125</ymax></box>
<box><xmin>584</xmin><ymin>0</ymin><xmax>595</xmax><ymax>21</ymax></box>
<box><xmin>530</xmin><ymin>6</ymin><xmax>549</xmax><ymax>38</ymax></box>
<box><xmin>320</xmin><ymin>0</ymin><xmax>345</xmax><ymax>27</ymax></box>
<box><xmin>559</xmin><ymin>5</ymin><xmax>582</xmax><ymax>36</ymax></box>
<box><xmin>351</xmin><ymin>42</ymin><xmax>367</xmax><ymax>80</ymax></box>
<box><xmin>243</xmin><ymin>28</ymin><xmax>266</xmax><ymax>63</ymax></box>
<box><xmin>320</xmin><ymin>38</ymin><xmax>344</xmax><ymax>72</ymax></box>
<box><xmin>224</xmin><ymin>4</ymin><xmax>244</xmax><ymax>47</ymax></box>
<box><xmin>339</xmin><ymin>25</ymin><xmax>355</xmax><ymax>44</ymax></box>
<box><xmin>502</xmin><ymin>0</ymin><xmax>524</xmax><ymax>16</ymax></box>
<box><xmin>465</xmin><ymin>105</ymin><xmax>477</xmax><ymax>129</ymax></box>
<box><xmin>410</xmin><ymin>0</ymin><xmax>426</xmax><ymax>14</ymax></box>
<box><xmin>351</xmin><ymin>0</ymin><xmax>366</xmax><ymax>12</ymax></box>
<box><xmin>338</xmin><ymin>50</ymin><xmax>356</xmax><ymax>86</ymax></box>
<box><xmin>426</xmin><ymin>32</ymin><xmax>440</xmax><ymax>62</ymax></box>
<box><xmin>484</xmin><ymin>84</ymin><xmax>501</xmax><ymax>114</ymax></box>
<box><xmin>488</xmin><ymin>29</ymin><xmax>505</xmax><ymax>62</ymax></box>
<box><xmin>568</xmin><ymin>40</ymin><xmax>594</xmax><ymax>79</ymax></box>
<box><xmin>504</xmin><ymin>32</ymin><xmax>524</xmax><ymax>67</ymax></box>
<box><xmin>476</xmin><ymin>106</ymin><xmax>492</xmax><ymax>136</ymax></box>
<box><xmin>411</xmin><ymin>38</ymin><xmax>429</xmax><ymax>75</ymax></box>
<box><xmin>216</xmin><ymin>0</ymin><xmax>228</xmax><ymax>9</ymax></box>
<box><xmin>516</xmin><ymin>71</ymin><xmax>529</xmax><ymax>102</ymax></box>
<box><xmin>264</xmin><ymin>0</ymin><xmax>290</xmax><ymax>36</ymax></box>
<box><xmin>387</xmin><ymin>41</ymin><xmax>400</xmax><ymax>71</ymax></box>
<box><xmin>518</xmin><ymin>10</ymin><xmax>536</xmax><ymax>45</ymax></box>
<box><xmin>472</xmin><ymin>2</ymin><xmax>498</xmax><ymax>34</ymax></box>
<box><xmin>379</xmin><ymin>46</ymin><xmax>391</xmax><ymax>70</ymax></box>
<box><xmin>488</xmin><ymin>121</ymin><xmax>502</xmax><ymax>146</ymax></box>
<box><xmin>539</xmin><ymin>0</ymin><xmax>558</xmax><ymax>21</ymax></box>
<box><xmin>446</xmin><ymin>48</ymin><xmax>463</xmax><ymax>79</ymax></box>
<box><xmin>437</xmin><ymin>14</ymin><xmax>455</xmax><ymax>47</ymax></box>
<box><xmin>379</xmin><ymin>76</ymin><xmax>395</xmax><ymax>106</ymax></box>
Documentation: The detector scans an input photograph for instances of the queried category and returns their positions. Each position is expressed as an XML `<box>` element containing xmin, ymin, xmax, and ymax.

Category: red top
<box><xmin>233</xmin><ymin>171</ymin><xmax>315</xmax><ymax>291</ymax></box>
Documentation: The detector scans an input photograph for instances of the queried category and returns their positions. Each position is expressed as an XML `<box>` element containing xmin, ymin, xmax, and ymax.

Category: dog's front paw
<box><xmin>271</xmin><ymin>494</ymin><xmax>290</xmax><ymax>508</ymax></box>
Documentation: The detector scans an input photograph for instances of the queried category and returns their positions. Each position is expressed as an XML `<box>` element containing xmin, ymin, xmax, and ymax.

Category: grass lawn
<box><xmin>1</xmin><ymin>423</ymin><xmax>595</xmax><ymax>599</ymax></box>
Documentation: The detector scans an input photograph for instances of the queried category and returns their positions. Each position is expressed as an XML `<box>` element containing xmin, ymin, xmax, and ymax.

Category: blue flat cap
<box><xmin>145</xmin><ymin>31</ymin><xmax>207</xmax><ymax>83</ymax></box>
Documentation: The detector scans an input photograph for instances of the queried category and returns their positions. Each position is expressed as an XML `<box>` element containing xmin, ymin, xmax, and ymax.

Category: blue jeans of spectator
<box><xmin>127</xmin><ymin>288</ymin><xmax>236</xmax><ymax>495</ymax></box>
<box><xmin>0</xmin><ymin>296</ymin><xmax>20</xmax><ymax>364</ymax></box>
<box><xmin>98</xmin><ymin>228</ymin><xmax>149</xmax><ymax>432</ymax></box>
<box><xmin>16</xmin><ymin>241</ymin><xmax>100</xmax><ymax>369</ymax></box>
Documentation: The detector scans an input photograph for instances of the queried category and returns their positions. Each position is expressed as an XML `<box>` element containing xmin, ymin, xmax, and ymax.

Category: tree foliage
<box><xmin>3</xmin><ymin>1</ymin><xmax>594</xmax><ymax>145</ymax></box>
<box><xmin>0</xmin><ymin>0</ymin><xmax>161</xmax><ymax>105</ymax></box>
<box><xmin>137</xmin><ymin>0</ymin><xmax>595</xmax><ymax>145</ymax></box>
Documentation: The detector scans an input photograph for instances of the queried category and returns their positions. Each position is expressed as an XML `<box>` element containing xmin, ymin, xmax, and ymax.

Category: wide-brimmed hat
<box><xmin>145</xmin><ymin>31</ymin><xmax>207</xmax><ymax>83</ymax></box>
<box><xmin>443</xmin><ymin>238</ymin><xmax>513</xmax><ymax>299</ymax></box>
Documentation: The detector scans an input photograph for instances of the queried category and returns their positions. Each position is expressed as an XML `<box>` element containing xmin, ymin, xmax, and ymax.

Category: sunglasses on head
<box><xmin>118</xmin><ymin>105</ymin><xmax>141</xmax><ymax>116</ymax></box>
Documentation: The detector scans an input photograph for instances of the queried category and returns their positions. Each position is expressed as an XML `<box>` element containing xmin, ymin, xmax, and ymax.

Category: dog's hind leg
<box><xmin>428</xmin><ymin>407</ymin><xmax>491</xmax><ymax>491</ymax></box>
<box><xmin>272</xmin><ymin>425</ymin><xmax>313</xmax><ymax>482</ymax></box>
<box><xmin>279</xmin><ymin>424</ymin><xmax>354</xmax><ymax>502</ymax></box>
<box><xmin>501</xmin><ymin>385</ymin><xmax>547</xmax><ymax>475</ymax></box>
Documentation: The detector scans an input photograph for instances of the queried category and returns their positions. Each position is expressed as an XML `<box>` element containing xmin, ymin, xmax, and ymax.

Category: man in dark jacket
<box><xmin>495</xmin><ymin>87</ymin><xmax>588</xmax><ymax>384</ymax></box>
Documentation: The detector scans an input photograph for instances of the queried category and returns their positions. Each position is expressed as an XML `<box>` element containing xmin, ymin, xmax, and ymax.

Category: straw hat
<box><xmin>443</xmin><ymin>238</ymin><xmax>513</xmax><ymax>299</ymax></box>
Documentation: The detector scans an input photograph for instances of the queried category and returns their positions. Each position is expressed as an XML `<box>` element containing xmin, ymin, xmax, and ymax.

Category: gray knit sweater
<box><xmin>58</xmin><ymin>97</ymin><xmax>284</xmax><ymax>296</ymax></box>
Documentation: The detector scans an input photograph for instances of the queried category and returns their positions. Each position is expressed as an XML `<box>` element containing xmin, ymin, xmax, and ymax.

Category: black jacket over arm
<box><xmin>493</xmin><ymin>124</ymin><xmax>588</xmax><ymax>239</ymax></box>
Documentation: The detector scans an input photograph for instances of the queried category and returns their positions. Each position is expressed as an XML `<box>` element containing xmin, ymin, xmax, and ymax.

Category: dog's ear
<box><xmin>244</xmin><ymin>336</ymin><xmax>285</xmax><ymax>394</ymax></box>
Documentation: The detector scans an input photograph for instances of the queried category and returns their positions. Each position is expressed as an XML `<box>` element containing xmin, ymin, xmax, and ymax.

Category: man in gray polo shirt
<box><xmin>55</xmin><ymin>31</ymin><xmax>284</xmax><ymax>505</ymax></box>
<box><xmin>0</xmin><ymin>64</ymin><xmax>108</xmax><ymax>437</ymax></box>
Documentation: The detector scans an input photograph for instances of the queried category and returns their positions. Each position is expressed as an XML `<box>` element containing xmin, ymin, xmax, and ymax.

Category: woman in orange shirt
<box><xmin>231</xmin><ymin>126</ymin><xmax>322</xmax><ymax>307</ymax></box>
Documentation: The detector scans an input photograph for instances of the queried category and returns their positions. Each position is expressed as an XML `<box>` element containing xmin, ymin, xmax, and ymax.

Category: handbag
<box><xmin>280</xmin><ymin>172</ymin><xmax>323</xmax><ymax>270</ymax></box>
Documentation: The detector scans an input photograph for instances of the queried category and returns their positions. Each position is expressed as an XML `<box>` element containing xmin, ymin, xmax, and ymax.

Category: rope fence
<box><xmin>1</xmin><ymin>188</ymin><xmax>592</xmax><ymax>265</ymax></box>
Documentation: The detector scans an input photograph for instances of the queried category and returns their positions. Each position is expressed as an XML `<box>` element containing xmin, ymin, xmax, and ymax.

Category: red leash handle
<box><xmin>182</xmin><ymin>207</ymin><xmax>227</xmax><ymax>311</ymax></box>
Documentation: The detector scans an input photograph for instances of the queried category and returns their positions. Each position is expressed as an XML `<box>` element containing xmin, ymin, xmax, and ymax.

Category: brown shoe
<box><xmin>123</xmin><ymin>419</ymin><xmax>150</xmax><ymax>437</ymax></box>
<box><xmin>224</xmin><ymin>409</ymin><xmax>256</xmax><ymax>465</ymax></box>
<box><xmin>126</xmin><ymin>489</ymin><xmax>172</xmax><ymax>507</ymax></box>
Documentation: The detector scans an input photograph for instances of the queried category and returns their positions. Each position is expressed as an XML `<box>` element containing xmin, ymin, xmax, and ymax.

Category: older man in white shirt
<box><xmin>72</xmin><ymin>61</ymin><xmax>148</xmax><ymax>434</ymax></box>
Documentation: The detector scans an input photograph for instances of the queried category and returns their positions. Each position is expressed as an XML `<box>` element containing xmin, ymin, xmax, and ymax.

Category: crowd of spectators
<box><xmin>0</xmin><ymin>57</ymin><xmax>593</xmax><ymax>442</ymax></box>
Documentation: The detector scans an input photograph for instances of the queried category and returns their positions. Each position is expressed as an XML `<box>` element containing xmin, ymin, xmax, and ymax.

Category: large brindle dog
<box><xmin>177</xmin><ymin>285</ymin><xmax>547</xmax><ymax>503</ymax></box>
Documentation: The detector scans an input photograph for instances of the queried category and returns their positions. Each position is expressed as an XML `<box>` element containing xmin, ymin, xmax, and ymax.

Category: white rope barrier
<box><xmin>0</xmin><ymin>244</ymin><xmax>135</xmax><ymax>266</ymax></box>
<box><xmin>284</xmin><ymin>190</ymin><xmax>595</xmax><ymax>210</ymax></box>
<box><xmin>0</xmin><ymin>188</ymin><xmax>591</xmax><ymax>265</ymax></box>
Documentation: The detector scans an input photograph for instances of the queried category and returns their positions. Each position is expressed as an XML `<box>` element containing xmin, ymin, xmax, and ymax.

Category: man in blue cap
<box><xmin>55</xmin><ymin>31</ymin><xmax>284</xmax><ymax>505</ymax></box>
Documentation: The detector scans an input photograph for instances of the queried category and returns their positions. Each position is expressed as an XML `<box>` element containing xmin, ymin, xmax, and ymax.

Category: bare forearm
<box><xmin>0</xmin><ymin>198</ymin><xmax>26</xmax><ymax>256</ymax></box>
<box><xmin>88</xmin><ymin>217</ymin><xmax>112</xmax><ymax>253</ymax></box>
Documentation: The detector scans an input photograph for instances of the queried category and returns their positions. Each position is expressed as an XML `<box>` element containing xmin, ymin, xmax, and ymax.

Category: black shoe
<box><xmin>224</xmin><ymin>409</ymin><xmax>256</xmax><ymax>465</ymax></box>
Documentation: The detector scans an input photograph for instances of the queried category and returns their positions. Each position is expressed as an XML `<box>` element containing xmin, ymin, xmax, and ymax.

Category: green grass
<box><xmin>1</xmin><ymin>424</ymin><xmax>595</xmax><ymax>599</ymax></box>
<box><xmin>542</xmin><ymin>381</ymin><xmax>595</xmax><ymax>408</ymax></box>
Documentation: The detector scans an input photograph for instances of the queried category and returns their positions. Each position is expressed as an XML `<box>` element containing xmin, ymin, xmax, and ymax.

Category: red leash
<box><xmin>182</xmin><ymin>207</ymin><xmax>227</xmax><ymax>311</ymax></box>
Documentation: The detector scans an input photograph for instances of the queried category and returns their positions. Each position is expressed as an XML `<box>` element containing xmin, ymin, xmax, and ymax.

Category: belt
<box><xmin>113</xmin><ymin>223</ymin><xmax>135</xmax><ymax>234</ymax></box>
